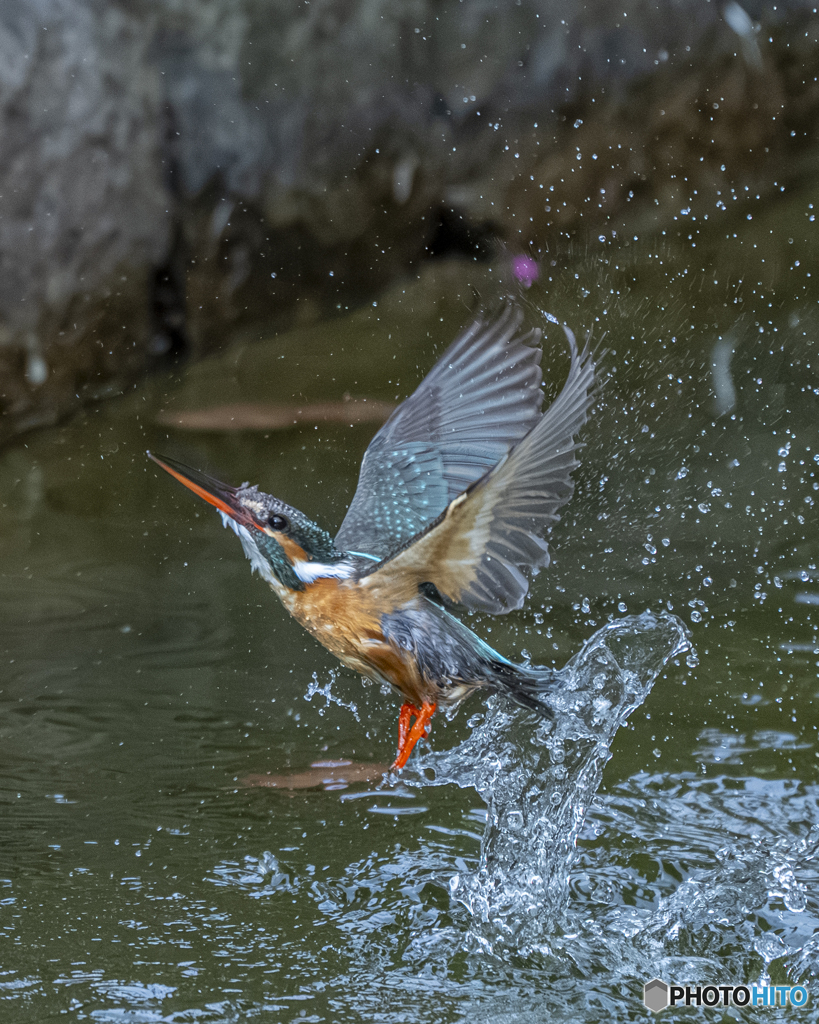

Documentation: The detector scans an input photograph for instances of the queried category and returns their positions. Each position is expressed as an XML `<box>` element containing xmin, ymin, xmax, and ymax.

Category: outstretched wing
<box><xmin>335</xmin><ymin>303</ymin><xmax>545</xmax><ymax>559</ymax></box>
<box><xmin>361</xmin><ymin>329</ymin><xmax>596</xmax><ymax>614</ymax></box>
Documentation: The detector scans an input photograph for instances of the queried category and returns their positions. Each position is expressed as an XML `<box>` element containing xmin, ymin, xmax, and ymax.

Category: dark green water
<box><xmin>1</xmin><ymin>181</ymin><xmax>818</xmax><ymax>1022</ymax></box>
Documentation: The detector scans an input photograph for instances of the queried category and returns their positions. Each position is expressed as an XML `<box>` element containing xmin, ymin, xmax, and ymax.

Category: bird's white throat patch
<box><xmin>219</xmin><ymin>511</ymin><xmax>277</xmax><ymax>586</ymax></box>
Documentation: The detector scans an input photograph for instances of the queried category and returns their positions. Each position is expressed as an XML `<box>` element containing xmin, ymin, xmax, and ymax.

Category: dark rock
<box><xmin>0</xmin><ymin>0</ymin><xmax>170</xmax><ymax>439</ymax></box>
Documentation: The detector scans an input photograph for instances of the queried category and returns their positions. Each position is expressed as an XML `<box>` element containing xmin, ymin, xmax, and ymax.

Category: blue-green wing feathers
<box><xmin>335</xmin><ymin>303</ymin><xmax>545</xmax><ymax>558</ymax></box>
<box><xmin>360</xmin><ymin>326</ymin><xmax>597</xmax><ymax>615</ymax></box>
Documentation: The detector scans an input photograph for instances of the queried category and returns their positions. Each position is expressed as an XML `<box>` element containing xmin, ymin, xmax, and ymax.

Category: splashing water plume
<box><xmin>305</xmin><ymin>668</ymin><xmax>361</xmax><ymax>720</ymax></box>
<box><xmin>412</xmin><ymin>612</ymin><xmax>691</xmax><ymax>955</ymax></box>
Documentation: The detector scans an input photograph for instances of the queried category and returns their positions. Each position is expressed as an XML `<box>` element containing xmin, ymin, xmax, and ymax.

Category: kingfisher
<box><xmin>148</xmin><ymin>302</ymin><xmax>596</xmax><ymax>770</ymax></box>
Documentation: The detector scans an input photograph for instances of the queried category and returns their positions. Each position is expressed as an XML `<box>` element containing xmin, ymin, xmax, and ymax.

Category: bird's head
<box><xmin>148</xmin><ymin>453</ymin><xmax>346</xmax><ymax>591</ymax></box>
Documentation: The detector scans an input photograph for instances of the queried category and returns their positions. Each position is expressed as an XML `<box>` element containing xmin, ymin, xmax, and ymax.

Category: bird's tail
<box><xmin>491</xmin><ymin>661</ymin><xmax>558</xmax><ymax>715</ymax></box>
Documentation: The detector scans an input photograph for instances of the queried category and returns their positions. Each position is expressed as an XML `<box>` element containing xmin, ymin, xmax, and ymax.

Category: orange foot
<box><xmin>392</xmin><ymin>701</ymin><xmax>437</xmax><ymax>770</ymax></box>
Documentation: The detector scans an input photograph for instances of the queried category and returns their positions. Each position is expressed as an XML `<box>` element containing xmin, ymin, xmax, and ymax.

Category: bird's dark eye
<box><xmin>267</xmin><ymin>513</ymin><xmax>289</xmax><ymax>532</ymax></box>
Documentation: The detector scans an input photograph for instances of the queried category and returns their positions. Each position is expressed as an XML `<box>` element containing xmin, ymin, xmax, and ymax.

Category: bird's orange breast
<box><xmin>279</xmin><ymin>577</ymin><xmax>429</xmax><ymax>707</ymax></box>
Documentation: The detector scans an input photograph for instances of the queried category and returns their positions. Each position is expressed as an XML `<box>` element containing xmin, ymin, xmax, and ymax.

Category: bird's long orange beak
<box><xmin>147</xmin><ymin>452</ymin><xmax>262</xmax><ymax>531</ymax></box>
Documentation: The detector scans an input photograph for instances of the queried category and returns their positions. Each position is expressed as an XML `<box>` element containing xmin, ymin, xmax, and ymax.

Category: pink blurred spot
<box><xmin>512</xmin><ymin>254</ymin><xmax>539</xmax><ymax>288</ymax></box>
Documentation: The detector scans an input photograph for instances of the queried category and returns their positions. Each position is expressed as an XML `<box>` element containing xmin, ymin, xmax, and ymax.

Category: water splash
<box><xmin>207</xmin><ymin>850</ymin><xmax>296</xmax><ymax>896</ymax></box>
<box><xmin>561</xmin><ymin>787</ymin><xmax>819</xmax><ymax>997</ymax></box>
<box><xmin>304</xmin><ymin>668</ymin><xmax>361</xmax><ymax>720</ymax></box>
<box><xmin>414</xmin><ymin>611</ymin><xmax>690</xmax><ymax>954</ymax></box>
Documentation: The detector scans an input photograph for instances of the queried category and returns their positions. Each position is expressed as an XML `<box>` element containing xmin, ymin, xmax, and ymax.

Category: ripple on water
<box><xmin>694</xmin><ymin>726</ymin><xmax>812</xmax><ymax>765</ymax></box>
<box><xmin>2</xmin><ymin>560</ymin><xmax>235</xmax><ymax>674</ymax></box>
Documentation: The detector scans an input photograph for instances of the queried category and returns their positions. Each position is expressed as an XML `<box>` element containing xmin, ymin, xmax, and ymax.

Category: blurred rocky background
<box><xmin>0</xmin><ymin>0</ymin><xmax>817</xmax><ymax>445</ymax></box>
